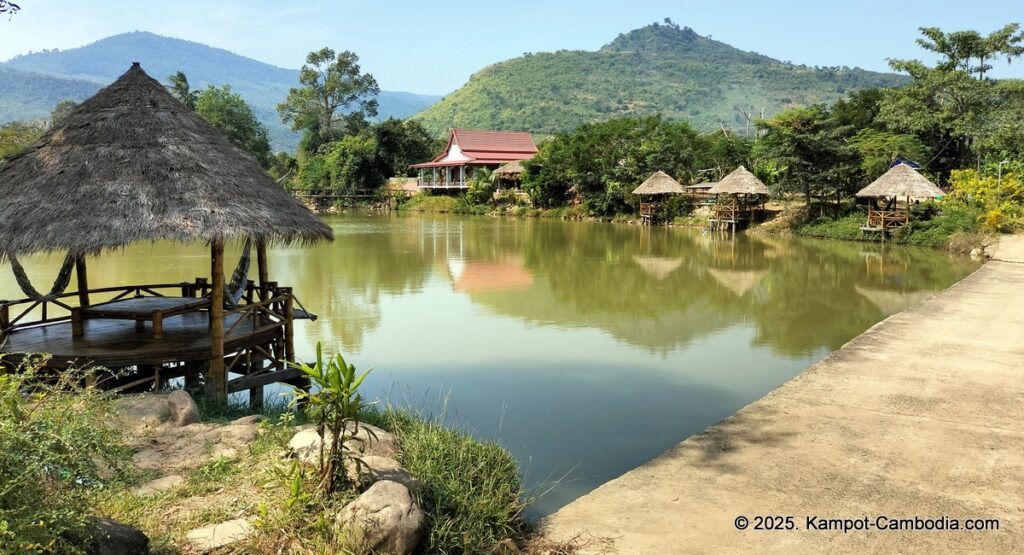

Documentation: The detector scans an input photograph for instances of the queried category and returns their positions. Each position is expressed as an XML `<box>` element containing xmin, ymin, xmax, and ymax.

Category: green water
<box><xmin>0</xmin><ymin>213</ymin><xmax>980</xmax><ymax>517</ymax></box>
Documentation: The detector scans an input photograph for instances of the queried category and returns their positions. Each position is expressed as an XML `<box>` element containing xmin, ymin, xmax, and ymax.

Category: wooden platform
<box><xmin>3</xmin><ymin>312</ymin><xmax>279</xmax><ymax>369</ymax></box>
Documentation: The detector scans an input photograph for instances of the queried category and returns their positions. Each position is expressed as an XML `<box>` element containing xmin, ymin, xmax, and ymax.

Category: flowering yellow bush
<box><xmin>949</xmin><ymin>169</ymin><xmax>1024</xmax><ymax>231</ymax></box>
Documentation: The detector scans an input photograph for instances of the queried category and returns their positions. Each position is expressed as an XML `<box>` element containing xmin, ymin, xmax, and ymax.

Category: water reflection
<box><xmin>0</xmin><ymin>213</ymin><xmax>980</xmax><ymax>517</ymax></box>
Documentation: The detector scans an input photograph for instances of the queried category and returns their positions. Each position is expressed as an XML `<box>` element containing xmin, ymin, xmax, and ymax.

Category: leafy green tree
<box><xmin>523</xmin><ymin>116</ymin><xmax>705</xmax><ymax>214</ymax></box>
<box><xmin>167</xmin><ymin>71</ymin><xmax>197</xmax><ymax>110</ymax></box>
<box><xmin>323</xmin><ymin>132</ymin><xmax>382</xmax><ymax>190</ymax></box>
<box><xmin>195</xmin><ymin>84</ymin><xmax>272</xmax><ymax>167</ymax></box>
<box><xmin>278</xmin><ymin>48</ymin><xmax>380</xmax><ymax>155</ymax></box>
<box><xmin>371</xmin><ymin>118</ymin><xmax>441</xmax><ymax>178</ymax></box>
<box><xmin>754</xmin><ymin>105</ymin><xmax>861</xmax><ymax>208</ymax></box>
<box><xmin>879</xmin><ymin>24</ymin><xmax>1024</xmax><ymax>178</ymax></box>
<box><xmin>49</xmin><ymin>99</ymin><xmax>78</xmax><ymax>127</ymax></box>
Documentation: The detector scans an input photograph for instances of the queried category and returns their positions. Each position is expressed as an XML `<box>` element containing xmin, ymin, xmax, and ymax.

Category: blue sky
<box><xmin>1</xmin><ymin>0</ymin><xmax>1021</xmax><ymax>93</ymax></box>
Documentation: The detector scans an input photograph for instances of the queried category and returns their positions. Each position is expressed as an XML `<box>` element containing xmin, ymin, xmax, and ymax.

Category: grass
<box><xmin>399</xmin><ymin>194</ymin><xmax>461</xmax><ymax>213</ymax></box>
<box><xmin>374</xmin><ymin>409</ymin><xmax>528</xmax><ymax>555</ymax></box>
<box><xmin>94</xmin><ymin>395</ymin><xmax>530</xmax><ymax>554</ymax></box>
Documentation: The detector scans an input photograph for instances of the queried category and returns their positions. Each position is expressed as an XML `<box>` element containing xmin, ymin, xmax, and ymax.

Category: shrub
<box><xmin>796</xmin><ymin>213</ymin><xmax>865</xmax><ymax>241</ymax></box>
<box><xmin>0</xmin><ymin>357</ymin><xmax>131</xmax><ymax>554</ymax></box>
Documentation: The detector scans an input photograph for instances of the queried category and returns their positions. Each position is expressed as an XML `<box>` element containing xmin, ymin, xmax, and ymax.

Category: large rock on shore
<box><xmin>336</xmin><ymin>480</ymin><xmax>425</xmax><ymax>555</ymax></box>
<box><xmin>349</xmin><ymin>455</ymin><xmax>422</xmax><ymax>494</ymax></box>
<box><xmin>288</xmin><ymin>423</ymin><xmax>396</xmax><ymax>465</ymax></box>
<box><xmin>186</xmin><ymin>518</ymin><xmax>252</xmax><ymax>551</ymax></box>
<box><xmin>166</xmin><ymin>390</ymin><xmax>201</xmax><ymax>426</ymax></box>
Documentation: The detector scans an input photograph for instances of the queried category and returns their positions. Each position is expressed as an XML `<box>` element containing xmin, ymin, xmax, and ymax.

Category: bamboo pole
<box><xmin>75</xmin><ymin>255</ymin><xmax>90</xmax><ymax>307</ymax></box>
<box><xmin>257</xmin><ymin>239</ymin><xmax>269</xmax><ymax>302</ymax></box>
<box><xmin>208</xmin><ymin>239</ymin><xmax>226</xmax><ymax>398</ymax></box>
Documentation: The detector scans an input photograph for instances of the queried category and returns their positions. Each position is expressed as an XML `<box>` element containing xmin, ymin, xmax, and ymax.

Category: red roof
<box><xmin>411</xmin><ymin>129</ymin><xmax>538</xmax><ymax>169</ymax></box>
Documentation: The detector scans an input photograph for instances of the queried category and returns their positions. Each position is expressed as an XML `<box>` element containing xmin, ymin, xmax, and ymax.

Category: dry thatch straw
<box><xmin>632</xmin><ymin>171</ymin><xmax>685</xmax><ymax>195</ymax></box>
<box><xmin>855</xmin><ymin>163</ymin><xmax>945</xmax><ymax>199</ymax></box>
<box><xmin>0</xmin><ymin>63</ymin><xmax>332</xmax><ymax>259</ymax></box>
<box><xmin>493</xmin><ymin>160</ymin><xmax>527</xmax><ymax>179</ymax></box>
<box><xmin>708</xmin><ymin>166</ymin><xmax>769</xmax><ymax>195</ymax></box>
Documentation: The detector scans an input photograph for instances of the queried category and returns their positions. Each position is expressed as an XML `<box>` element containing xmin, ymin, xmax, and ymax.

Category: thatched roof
<box><xmin>0</xmin><ymin>63</ymin><xmax>332</xmax><ymax>259</ymax></box>
<box><xmin>706</xmin><ymin>268</ymin><xmax>768</xmax><ymax>297</ymax></box>
<box><xmin>708</xmin><ymin>166</ymin><xmax>769</xmax><ymax>195</ymax></box>
<box><xmin>854</xmin><ymin>285</ymin><xmax>935</xmax><ymax>316</ymax></box>
<box><xmin>632</xmin><ymin>255</ymin><xmax>683</xmax><ymax>280</ymax></box>
<box><xmin>632</xmin><ymin>171</ymin><xmax>685</xmax><ymax>195</ymax></box>
<box><xmin>855</xmin><ymin>163</ymin><xmax>944</xmax><ymax>199</ymax></box>
<box><xmin>493</xmin><ymin>160</ymin><xmax>527</xmax><ymax>179</ymax></box>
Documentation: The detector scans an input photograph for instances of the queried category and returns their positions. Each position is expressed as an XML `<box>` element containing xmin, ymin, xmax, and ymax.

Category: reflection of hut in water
<box><xmin>632</xmin><ymin>255</ymin><xmax>683</xmax><ymax>280</ymax></box>
<box><xmin>0</xmin><ymin>64</ymin><xmax>332</xmax><ymax>403</ymax></box>
<box><xmin>633</xmin><ymin>171</ymin><xmax>685</xmax><ymax>225</ymax></box>
<box><xmin>707</xmin><ymin>166</ymin><xmax>769</xmax><ymax>232</ymax></box>
<box><xmin>706</xmin><ymin>268</ymin><xmax>768</xmax><ymax>297</ymax></box>
<box><xmin>449</xmin><ymin>258</ymin><xmax>534</xmax><ymax>293</ymax></box>
<box><xmin>854</xmin><ymin>285</ymin><xmax>934</xmax><ymax>316</ymax></box>
<box><xmin>856</xmin><ymin>163</ymin><xmax>944</xmax><ymax>234</ymax></box>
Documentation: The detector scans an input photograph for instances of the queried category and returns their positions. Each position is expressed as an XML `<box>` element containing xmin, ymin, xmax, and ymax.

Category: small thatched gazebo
<box><xmin>707</xmin><ymin>166</ymin><xmax>769</xmax><ymax>231</ymax></box>
<box><xmin>632</xmin><ymin>171</ymin><xmax>685</xmax><ymax>223</ymax></box>
<box><xmin>855</xmin><ymin>163</ymin><xmax>944</xmax><ymax>232</ymax></box>
<box><xmin>0</xmin><ymin>63</ymin><xmax>332</xmax><ymax>400</ymax></box>
<box><xmin>493</xmin><ymin>160</ymin><xmax>527</xmax><ymax>189</ymax></box>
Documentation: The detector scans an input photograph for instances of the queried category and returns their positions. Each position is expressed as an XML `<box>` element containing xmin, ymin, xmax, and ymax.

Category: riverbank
<box><xmin>542</xmin><ymin>235</ymin><xmax>1024</xmax><ymax>553</ymax></box>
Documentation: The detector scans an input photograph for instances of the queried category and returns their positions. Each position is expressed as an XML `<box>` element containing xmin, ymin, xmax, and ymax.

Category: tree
<box><xmin>324</xmin><ymin>132</ymin><xmax>382</xmax><ymax>190</ymax></box>
<box><xmin>195</xmin><ymin>85</ymin><xmax>272</xmax><ymax>167</ymax></box>
<box><xmin>371</xmin><ymin>118</ymin><xmax>441</xmax><ymax>178</ymax></box>
<box><xmin>278</xmin><ymin>48</ymin><xmax>380</xmax><ymax>154</ymax></box>
<box><xmin>49</xmin><ymin>100</ymin><xmax>78</xmax><ymax>128</ymax></box>
<box><xmin>880</xmin><ymin>24</ymin><xmax>1024</xmax><ymax>178</ymax></box>
<box><xmin>167</xmin><ymin>71</ymin><xmax>197</xmax><ymax>110</ymax></box>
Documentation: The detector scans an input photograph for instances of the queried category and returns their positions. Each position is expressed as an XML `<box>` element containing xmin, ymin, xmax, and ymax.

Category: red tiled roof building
<box><xmin>411</xmin><ymin>129</ymin><xmax>538</xmax><ymax>189</ymax></box>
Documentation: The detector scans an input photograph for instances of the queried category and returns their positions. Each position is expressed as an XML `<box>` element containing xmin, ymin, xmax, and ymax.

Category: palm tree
<box><xmin>167</xmin><ymin>71</ymin><xmax>198</xmax><ymax>110</ymax></box>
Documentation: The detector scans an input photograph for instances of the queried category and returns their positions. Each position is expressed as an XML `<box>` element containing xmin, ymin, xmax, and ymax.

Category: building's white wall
<box><xmin>440</xmin><ymin>140</ymin><xmax>471</xmax><ymax>162</ymax></box>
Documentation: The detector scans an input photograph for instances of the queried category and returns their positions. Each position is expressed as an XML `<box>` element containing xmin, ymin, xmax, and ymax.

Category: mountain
<box><xmin>0</xmin><ymin>31</ymin><xmax>442</xmax><ymax>151</ymax></box>
<box><xmin>414</xmin><ymin>22</ymin><xmax>908</xmax><ymax>136</ymax></box>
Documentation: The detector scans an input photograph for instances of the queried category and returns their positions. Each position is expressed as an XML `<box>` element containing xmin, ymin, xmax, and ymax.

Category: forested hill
<box><xmin>0</xmin><ymin>32</ymin><xmax>441</xmax><ymax>151</ymax></box>
<box><xmin>414</xmin><ymin>22</ymin><xmax>908</xmax><ymax>136</ymax></box>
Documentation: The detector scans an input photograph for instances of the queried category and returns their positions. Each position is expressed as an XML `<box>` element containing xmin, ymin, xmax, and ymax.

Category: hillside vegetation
<box><xmin>0</xmin><ymin>32</ymin><xmax>441</xmax><ymax>151</ymax></box>
<box><xmin>415</xmin><ymin>21</ymin><xmax>907</xmax><ymax>136</ymax></box>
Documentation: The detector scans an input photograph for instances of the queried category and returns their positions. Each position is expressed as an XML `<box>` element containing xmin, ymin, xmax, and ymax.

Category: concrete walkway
<box><xmin>543</xmin><ymin>236</ymin><xmax>1024</xmax><ymax>553</ymax></box>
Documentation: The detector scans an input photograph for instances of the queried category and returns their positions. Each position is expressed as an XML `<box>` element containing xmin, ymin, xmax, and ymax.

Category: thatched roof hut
<box><xmin>632</xmin><ymin>171</ymin><xmax>685</xmax><ymax>195</ymax></box>
<box><xmin>708</xmin><ymin>166</ymin><xmax>769</xmax><ymax>195</ymax></box>
<box><xmin>493</xmin><ymin>160</ymin><xmax>527</xmax><ymax>180</ymax></box>
<box><xmin>855</xmin><ymin>163</ymin><xmax>944</xmax><ymax>200</ymax></box>
<box><xmin>0</xmin><ymin>63</ymin><xmax>331</xmax><ymax>259</ymax></box>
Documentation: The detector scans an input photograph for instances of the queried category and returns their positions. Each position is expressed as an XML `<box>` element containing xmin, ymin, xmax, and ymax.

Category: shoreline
<box><xmin>541</xmin><ymin>235</ymin><xmax>1024</xmax><ymax>553</ymax></box>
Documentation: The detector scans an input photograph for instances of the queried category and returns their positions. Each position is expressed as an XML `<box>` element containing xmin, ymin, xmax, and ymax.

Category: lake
<box><xmin>0</xmin><ymin>213</ymin><xmax>981</xmax><ymax>517</ymax></box>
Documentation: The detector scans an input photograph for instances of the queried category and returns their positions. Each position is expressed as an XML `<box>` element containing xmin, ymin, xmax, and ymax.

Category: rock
<box><xmin>493</xmin><ymin>538</ymin><xmax>522</xmax><ymax>554</ymax></box>
<box><xmin>186</xmin><ymin>518</ymin><xmax>252</xmax><ymax>551</ymax></box>
<box><xmin>970</xmin><ymin>247</ymin><xmax>987</xmax><ymax>259</ymax></box>
<box><xmin>166</xmin><ymin>390</ymin><xmax>201</xmax><ymax>427</ymax></box>
<box><xmin>336</xmin><ymin>481</ymin><xmax>425</xmax><ymax>555</ymax></box>
<box><xmin>133</xmin><ymin>474</ymin><xmax>185</xmax><ymax>495</ymax></box>
<box><xmin>87</xmin><ymin>517</ymin><xmax>149</xmax><ymax>555</ymax></box>
<box><xmin>348</xmin><ymin>423</ymin><xmax>397</xmax><ymax>458</ymax></box>
<box><xmin>231</xmin><ymin>414</ymin><xmax>266</xmax><ymax>426</ymax></box>
<box><xmin>116</xmin><ymin>394</ymin><xmax>169</xmax><ymax>428</ymax></box>
<box><xmin>289</xmin><ymin>423</ymin><xmax>397</xmax><ymax>465</ymax></box>
<box><xmin>349</xmin><ymin>455</ymin><xmax>422</xmax><ymax>494</ymax></box>
<box><xmin>288</xmin><ymin>427</ymin><xmax>323</xmax><ymax>465</ymax></box>
<box><xmin>220</xmin><ymin>422</ymin><xmax>260</xmax><ymax>444</ymax></box>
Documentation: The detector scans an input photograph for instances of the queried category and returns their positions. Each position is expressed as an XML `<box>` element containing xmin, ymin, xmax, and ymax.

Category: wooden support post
<box><xmin>208</xmin><ymin>240</ymin><xmax>227</xmax><ymax>399</ymax></box>
<box><xmin>250</xmin><ymin>385</ymin><xmax>264</xmax><ymax>411</ymax></box>
<box><xmin>282</xmin><ymin>286</ymin><xmax>295</xmax><ymax>363</ymax></box>
<box><xmin>256</xmin><ymin>239</ymin><xmax>269</xmax><ymax>302</ymax></box>
<box><xmin>0</xmin><ymin>303</ymin><xmax>8</xmax><ymax>332</ymax></box>
<box><xmin>71</xmin><ymin>308</ymin><xmax>84</xmax><ymax>337</ymax></box>
<box><xmin>75</xmin><ymin>255</ymin><xmax>90</xmax><ymax>308</ymax></box>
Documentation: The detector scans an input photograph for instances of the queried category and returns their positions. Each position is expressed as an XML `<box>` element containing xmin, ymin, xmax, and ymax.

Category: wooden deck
<box><xmin>3</xmin><ymin>311</ymin><xmax>280</xmax><ymax>369</ymax></box>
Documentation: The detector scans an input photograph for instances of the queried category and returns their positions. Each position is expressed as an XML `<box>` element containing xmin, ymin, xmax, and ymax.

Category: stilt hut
<box><xmin>855</xmin><ymin>163</ymin><xmax>944</xmax><ymax>233</ymax></box>
<box><xmin>707</xmin><ymin>166</ymin><xmax>769</xmax><ymax>232</ymax></box>
<box><xmin>0</xmin><ymin>64</ymin><xmax>332</xmax><ymax>403</ymax></box>
<box><xmin>493</xmin><ymin>160</ymin><xmax>526</xmax><ymax>190</ymax></box>
<box><xmin>632</xmin><ymin>171</ymin><xmax>685</xmax><ymax>224</ymax></box>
